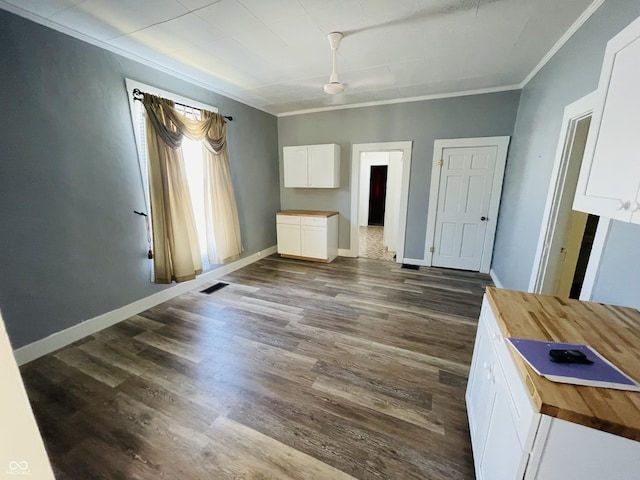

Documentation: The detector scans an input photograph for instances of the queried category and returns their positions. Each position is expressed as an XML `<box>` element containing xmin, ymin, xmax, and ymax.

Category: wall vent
<box><xmin>401</xmin><ymin>264</ymin><xmax>420</xmax><ymax>270</ymax></box>
<box><xmin>200</xmin><ymin>282</ymin><xmax>229</xmax><ymax>294</ymax></box>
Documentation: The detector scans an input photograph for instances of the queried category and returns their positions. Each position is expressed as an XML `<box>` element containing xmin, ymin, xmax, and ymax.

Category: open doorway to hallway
<box><xmin>357</xmin><ymin>151</ymin><xmax>402</xmax><ymax>261</ymax></box>
<box><xmin>530</xmin><ymin>91</ymin><xmax>612</xmax><ymax>301</ymax></box>
<box><xmin>350</xmin><ymin>141</ymin><xmax>412</xmax><ymax>263</ymax></box>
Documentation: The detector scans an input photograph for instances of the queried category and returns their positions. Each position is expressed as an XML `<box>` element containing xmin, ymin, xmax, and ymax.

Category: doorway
<box><xmin>350</xmin><ymin>142</ymin><xmax>413</xmax><ymax>263</ymax></box>
<box><xmin>529</xmin><ymin>91</ymin><xmax>612</xmax><ymax>300</ymax></box>
<box><xmin>424</xmin><ymin>137</ymin><xmax>510</xmax><ymax>273</ymax></box>
<box><xmin>357</xmin><ymin>152</ymin><xmax>401</xmax><ymax>261</ymax></box>
<box><xmin>368</xmin><ymin>165</ymin><xmax>388</xmax><ymax>226</ymax></box>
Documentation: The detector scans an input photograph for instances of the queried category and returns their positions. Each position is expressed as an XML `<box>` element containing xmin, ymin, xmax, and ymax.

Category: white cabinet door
<box><xmin>276</xmin><ymin>223</ymin><xmax>301</xmax><ymax>256</ymax></box>
<box><xmin>466</xmin><ymin>319</ymin><xmax>497</xmax><ymax>467</ymax></box>
<box><xmin>283</xmin><ymin>146</ymin><xmax>309</xmax><ymax>187</ymax></box>
<box><xmin>301</xmin><ymin>226</ymin><xmax>327</xmax><ymax>259</ymax></box>
<box><xmin>480</xmin><ymin>366</ymin><xmax>529</xmax><ymax>480</ymax></box>
<box><xmin>283</xmin><ymin>144</ymin><xmax>340</xmax><ymax>188</ymax></box>
<box><xmin>308</xmin><ymin>144</ymin><xmax>339</xmax><ymax>188</ymax></box>
<box><xmin>468</xmin><ymin>298</ymin><xmax>536</xmax><ymax>480</ymax></box>
<box><xmin>574</xmin><ymin>17</ymin><xmax>640</xmax><ymax>221</ymax></box>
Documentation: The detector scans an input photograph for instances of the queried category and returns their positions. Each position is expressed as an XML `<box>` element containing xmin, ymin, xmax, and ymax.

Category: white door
<box><xmin>553</xmin><ymin>210</ymin><xmax>589</xmax><ymax>297</ymax></box>
<box><xmin>432</xmin><ymin>146</ymin><xmax>497</xmax><ymax>271</ymax></box>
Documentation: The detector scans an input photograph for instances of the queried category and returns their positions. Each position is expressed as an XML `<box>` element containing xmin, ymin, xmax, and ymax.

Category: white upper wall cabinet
<box><xmin>573</xmin><ymin>16</ymin><xmax>640</xmax><ymax>223</ymax></box>
<box><xmin>283</xmin><ymin>144</ymin><xmax>340</xmax><ymax>188</ymax></box>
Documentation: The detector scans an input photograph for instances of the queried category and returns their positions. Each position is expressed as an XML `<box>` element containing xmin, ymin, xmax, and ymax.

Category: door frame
<box><xmin>528</xmin><ymin>91</ymin><xmax>611</xmax><ymax>300</ymax></box>
<box><xmin>349</xmin><ymin>141</ymin><xmax>413</xmax><ymax>262</ymax></box>
<box><xmin>424</xmin><ymin>136</ymin><xmax>510</xmax><ymax>274</ymax></box>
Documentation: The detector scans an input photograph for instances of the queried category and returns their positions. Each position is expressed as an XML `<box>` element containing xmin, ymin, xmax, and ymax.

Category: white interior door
<box><xmin>553</xmin><ymin>210</ymin><xmax>589</xmax><ymax>297</ymax></box>
<box><xmin>432</xmin><ymin>146</ymin><xmax>498</xmax><ymax>271</ymax></box>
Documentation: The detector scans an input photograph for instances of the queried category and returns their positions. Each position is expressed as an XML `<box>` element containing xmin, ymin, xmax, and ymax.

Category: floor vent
<box><xmin>200</xmin><ymin>282</ymin><xmax>229</xmax><ymax>294</ymax></box>
<box><xmin>401</xmin><ymin>264</ymin><xmax>420</xmax><ymax>270</ymax></box>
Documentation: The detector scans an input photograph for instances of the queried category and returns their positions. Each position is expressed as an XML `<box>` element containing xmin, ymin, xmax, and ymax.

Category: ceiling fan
<box><xmin>323</xmin><ymin>32</ymin><xmax>345</xmax><ymax>95</ymax></box>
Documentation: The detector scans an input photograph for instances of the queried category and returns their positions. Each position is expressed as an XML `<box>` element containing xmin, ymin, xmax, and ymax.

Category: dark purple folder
<box><xmin>507</xmin><ymin>338</ymin><xmax>640</xmax><ymax>390</ymax></box>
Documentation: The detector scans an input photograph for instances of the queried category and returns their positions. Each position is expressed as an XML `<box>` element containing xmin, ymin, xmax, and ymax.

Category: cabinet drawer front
<box><xmin>300</xmin><ymin>216</ymin><xmax>327</xmax><ymax>227</ymax></box>
<box><xmin>277</xmin><ymin>215</ymin><xmax>301</xmax><ymax>225</ymax></box>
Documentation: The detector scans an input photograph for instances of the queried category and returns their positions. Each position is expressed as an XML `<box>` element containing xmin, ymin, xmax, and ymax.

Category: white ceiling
<box><xmin>2</xmin><ymin>0</ymin><xmax>598</xmax><ymax>115</ymax></box>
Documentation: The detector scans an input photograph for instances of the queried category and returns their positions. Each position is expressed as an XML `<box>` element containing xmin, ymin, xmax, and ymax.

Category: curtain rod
<box><xmin>132</xmin><ymin>88</ymin><xmax>233</xmax><ymax>121</ymax></box>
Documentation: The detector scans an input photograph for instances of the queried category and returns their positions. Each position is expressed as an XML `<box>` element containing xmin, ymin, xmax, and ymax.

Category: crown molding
<box><xmin>276</xmin><ymin>84</ymin><xmax>522</xmax><ymax>117</ymax></box>
<box><xmin>0</xmin><ymin>0</ymin><xmax>605</xmax><ymax>117</ymax></box>
<box><xmin>520</xmin><ymin>0</ymin><xmax>605</xmax><ymax>87</ymax></box>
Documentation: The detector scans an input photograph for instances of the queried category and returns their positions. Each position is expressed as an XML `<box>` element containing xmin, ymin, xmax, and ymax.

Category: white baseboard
<box><xmin>338</xmin><ymin>248</ymin><xmax>357</xmax><ymax>257</ymax></box>
<box><xmin>402</xmin><ymin>257</ymin><xmax>429</xmax><ymax>267</ymax></box>
<box><xmin>489</xmin><ymin>268</ymin><xmax>504</xmax><ymax>289</ymax></box>
<box><xmin>13</xmin><ymin>245</ymin><xmax>277</xmax><ymax>366</ymax></box>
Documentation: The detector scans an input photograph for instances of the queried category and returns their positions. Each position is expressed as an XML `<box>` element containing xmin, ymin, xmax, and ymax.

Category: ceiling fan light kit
<box><xmin>324</xmin><ymin>81</ymin><xmax>345</xmax><ymax>95</ymax></box>
<box><xmin>324</xmin><ymin>32</ymin><xmax>345</xmax><ymax>95</ymax></box>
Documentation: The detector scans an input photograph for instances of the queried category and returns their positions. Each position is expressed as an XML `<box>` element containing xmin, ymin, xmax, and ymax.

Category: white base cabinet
<box><xmin>467</xmin><ymin>296</ymin><xmax>640</xmax><ymax>479</ymax></box>
<box><xmin>276</xmin><ymin>213</ymin><xmax>338</xmax><ymax>262</ymax></box>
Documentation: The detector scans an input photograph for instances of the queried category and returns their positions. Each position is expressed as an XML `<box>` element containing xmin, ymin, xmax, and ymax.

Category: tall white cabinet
<box><xmin>573</xmin><ymin>16</ymin><xmax>640</xmax><ymax>222</ymax></box>
<box><xmin>283</xmin><ymin>144</ymin><xmax>340</xmax><ymax>188</ymax></box>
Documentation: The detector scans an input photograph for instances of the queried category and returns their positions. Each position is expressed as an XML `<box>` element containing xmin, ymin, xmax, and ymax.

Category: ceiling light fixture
<box><xmin>323</xmin><ymin>32</ymin><xmax>345</xmax><ymax>95</ymax></box>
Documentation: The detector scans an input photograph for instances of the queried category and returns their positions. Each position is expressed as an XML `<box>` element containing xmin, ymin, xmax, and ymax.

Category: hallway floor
<box><xmin>358</xmin><ymin>226</ymin><xmax>395</xmax><ymax>261</ymax></box>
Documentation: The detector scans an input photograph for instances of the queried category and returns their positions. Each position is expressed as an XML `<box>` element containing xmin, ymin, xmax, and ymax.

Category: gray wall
<box><xmin>491</xmin><ymin>0</ymin><xmax>640</xmax><ymax>308</ymax></box>
<box><xmin>0</xmin><ymin>10</ymin><xmax>280</xmax><ymax>349</ymax></box>
<box><xmin>277</xmin><ymin>91</ymin><xmax>521</xmax><ymax>257</ymax></box>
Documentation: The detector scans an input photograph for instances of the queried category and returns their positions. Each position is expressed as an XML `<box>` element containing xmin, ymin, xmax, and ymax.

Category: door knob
<box><xmin>480</xmin><ymin>216</ymin><xmax>487</xmax><ymax>221</ymax></box>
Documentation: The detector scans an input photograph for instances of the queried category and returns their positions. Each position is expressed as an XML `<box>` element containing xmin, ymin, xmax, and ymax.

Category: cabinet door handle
<box><xmin>616</xmin><ymin>199</ymin><xmax>631</xmax><ymax>211</ymax></box>
<box><xmin>632</xmin><ymin>202</ymin><xmax>640</xmax><ymax>213</ymax></box>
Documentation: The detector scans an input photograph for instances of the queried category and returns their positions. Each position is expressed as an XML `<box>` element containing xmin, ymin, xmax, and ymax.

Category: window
<box><xmin>126</xmin><ymin>79</ymin><xmax>220</xmax><ymax>274</ymax></box>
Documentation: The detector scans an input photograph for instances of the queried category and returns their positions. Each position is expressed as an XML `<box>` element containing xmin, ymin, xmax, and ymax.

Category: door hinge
<box><xmin>429</xmin><ymin>246</ymin><xmax>435</xmax><ymax>253</ymax></box>
<box><xmin>437</xmin><ymin>159</ymin><xmax>444</xmax><ymax>167</ymax></box>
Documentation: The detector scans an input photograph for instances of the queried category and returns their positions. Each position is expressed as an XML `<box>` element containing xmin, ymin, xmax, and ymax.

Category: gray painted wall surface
<box><xmin>0</xmin><ymin>10</ymin><xmax>280</xmax><ymax>348</ymax></box>
<box><xmin>491</xmin><ymin>0</ymin><xmax>640</xmax><ymax>309</ymax></box>
<box><xmin>277</xmin><ymin>91</ymin><xmax>521</xmax><ymax>257</ymax></box>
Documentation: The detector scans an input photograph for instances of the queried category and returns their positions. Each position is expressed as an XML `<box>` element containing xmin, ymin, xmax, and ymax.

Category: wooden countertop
<box><xmin>486</xmin><ymin>287</ymin><xmax>640</xmax><ymax>441</ymax></box>
<box><xmin>277</xmin><ymin>210</ymin><xmax>339</xmax><ymax>217</ymax></box>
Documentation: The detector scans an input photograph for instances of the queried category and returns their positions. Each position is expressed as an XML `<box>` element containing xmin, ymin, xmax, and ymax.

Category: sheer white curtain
<box><xmin>142</xmin><ymin>94</ymin><xmax>243</xmax><ymax>283</ymax></box>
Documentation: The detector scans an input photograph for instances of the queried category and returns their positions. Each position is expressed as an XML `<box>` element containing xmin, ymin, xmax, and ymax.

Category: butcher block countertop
<box><xmin>486</xmin><ymin>287</ymin><xmax>640</xmax><ymax>441</ymax></box>
<box><xmin>277</xmin><ymin>210</ymin><xmax>338</xmax><ymax>217</ymax></box>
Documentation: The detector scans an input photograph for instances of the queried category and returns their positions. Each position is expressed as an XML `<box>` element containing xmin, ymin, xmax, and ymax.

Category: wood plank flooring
<box><xmin>20</xmin><ymin>255</ymin><xmax>492</xmax><ymax>479</ymax></box>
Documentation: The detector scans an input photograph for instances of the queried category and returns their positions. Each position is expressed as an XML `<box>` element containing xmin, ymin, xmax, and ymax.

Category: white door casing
<box><xmin>528</xmin><ymin>91</ymin><xmax>612</xmax><ymax>301</ymax></box>
<box><xmin>349</xmin><ymin>141</ymin><xmax>413</xmax><ymax>261</ymax></box>
<box><xmin>425</xmin><ymin>137</ymin><xmax>510</xmax><ymax>273</ymax></box>
<box><xmin>383</xmin><ymin>152</ymin><xmax>403</xmax><ymax>252</ymax></box>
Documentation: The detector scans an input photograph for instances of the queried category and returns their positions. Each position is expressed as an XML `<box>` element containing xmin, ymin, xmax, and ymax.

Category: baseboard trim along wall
<box><xmin>13</xmin><ymin>245</ymin><xmax>277</xmax><ymax>366</ymax></box>
<box><xmin>338</xmin><ymin>248</ymin><xmax>357</xmax><ymax>257</ymax></box>
<box><xmin>489</xmin><ymin>268</ymin><xmax>504</xmax><ymax>289</ymax></box>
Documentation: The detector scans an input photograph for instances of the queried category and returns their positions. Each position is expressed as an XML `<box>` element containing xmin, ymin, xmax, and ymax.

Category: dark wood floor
<box><xmin>20</xmin><ymin>255</ymin><xmax>492</xmax><ymax>479</ymax></box>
